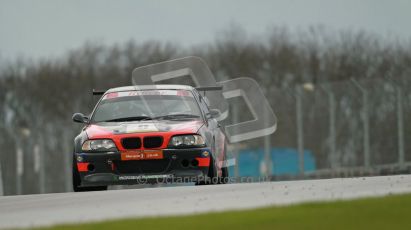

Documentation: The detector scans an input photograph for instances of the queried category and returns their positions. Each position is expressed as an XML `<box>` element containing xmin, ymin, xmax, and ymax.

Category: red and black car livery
<box><xmin>72</xmin><ymin>85</ymin><xmax>229</xmax><ymax>192</ymax></box>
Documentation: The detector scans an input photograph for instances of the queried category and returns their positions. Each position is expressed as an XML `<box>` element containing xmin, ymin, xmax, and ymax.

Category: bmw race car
<box><xmin>72</xmin><ymin>85</ymin><xmax>229</xmax><ymax>192</ymax></box>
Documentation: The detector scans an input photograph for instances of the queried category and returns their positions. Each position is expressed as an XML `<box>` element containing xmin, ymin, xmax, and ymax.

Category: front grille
<box><xmin>143</xmin><ymin>136</ymin><xmax>163</xmax><ymax>148</ymax></box>
<box><xmin>115</xmin><ymin>159</ymin><xmax>170</xmax><ymax>174</ymax></box>
<box><xmin>121</xmin><ymin>137</ymin><xmax>141</xmax><ymax>149</ymax></box>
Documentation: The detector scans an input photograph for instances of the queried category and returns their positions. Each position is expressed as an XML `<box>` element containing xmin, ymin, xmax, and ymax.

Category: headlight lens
<box><xmin>169</xmin><ymin>135</ymin><xmax>205</xmax><ymax>147</ymax></box>
<box><xmin>82</xmin><ymin>139</ymin><xmax>117</xmax><ymax>151</ymax></box>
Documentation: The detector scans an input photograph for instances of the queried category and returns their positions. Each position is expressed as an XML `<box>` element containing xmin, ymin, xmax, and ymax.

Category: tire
<box><xmin>218</xmin><ymin>143</ymin><xmax>229</xmax><ymax>184</ymax></box>
<box><xmin>219</xmin><ymin>166</ymin><xmax>229</xmax><ymax>184</ymax></box>
<box><xmin>195</xmin><ymin>156</ymin><xmax>218</xmax><ymax>186</ymax></box>
<box><xmin>72</xmin><ymin>156</ymin><xmax>107</xmax><ymax>192</ymax></box>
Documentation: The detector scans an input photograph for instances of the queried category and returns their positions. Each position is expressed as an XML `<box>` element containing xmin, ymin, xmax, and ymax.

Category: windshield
<box><xmin>92</xmin><ymin>89</ymin><xmax>202</xmax><ymax>122</ymax></box>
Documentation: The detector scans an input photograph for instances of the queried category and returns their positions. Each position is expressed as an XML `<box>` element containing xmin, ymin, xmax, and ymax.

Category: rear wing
<box><xmin>195</xmin><ymin>86</ymin><xmax>223</xmax><ymax>91</ymax></box>
<box><xmin>92</xmin><ymin>86</ymin><xmax>223</xmax><ymax>96</ymax></box>
<box><xmin>91</xmin><ymin>89</ymin><xmax>106</xmax><ymax>107</ymax></box>
<box><xmin>92</xmin><ymin>89</ymin><xmax>106</xmax><ymax>96</ymax></box>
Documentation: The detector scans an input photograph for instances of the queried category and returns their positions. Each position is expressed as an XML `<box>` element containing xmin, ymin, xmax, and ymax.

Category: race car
<box><xmin>72</xmin><ymin>85</ymin><xmax>229</xmax><ymax>192</ymax></box>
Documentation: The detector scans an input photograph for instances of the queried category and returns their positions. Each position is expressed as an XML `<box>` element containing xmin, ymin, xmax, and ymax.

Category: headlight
<box><xmin>82</xmin><ymin>139</ymin><xmax>117</xmax><ymax>151</ymax></box>
<box><xmin>169</xmin><ymin>135</ymin><xmax>205</xmax><ymax>147</ymax></box>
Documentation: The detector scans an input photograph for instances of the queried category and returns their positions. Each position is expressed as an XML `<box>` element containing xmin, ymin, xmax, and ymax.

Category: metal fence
<box><xmin>0</xmin><ymin>76</ymin><xmax>410</xmax><ymax>195</ymax></box>
<box><xmin>230</xmin><ymin>75</ymin><xmax>411</xmax><ymax>180</ymax></box>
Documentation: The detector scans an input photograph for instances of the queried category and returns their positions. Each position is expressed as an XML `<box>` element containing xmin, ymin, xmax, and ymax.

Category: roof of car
<box><xmin>105</xmin><ymin>85</ymin><xmax>195</xmax><ymax>93</ymax></box>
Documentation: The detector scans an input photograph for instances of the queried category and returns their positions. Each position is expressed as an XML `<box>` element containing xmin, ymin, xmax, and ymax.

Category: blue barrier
<box><xmin>229</xmin><ymin>148</ymin><xmax>316</xmax><ymax>177</ymax></box>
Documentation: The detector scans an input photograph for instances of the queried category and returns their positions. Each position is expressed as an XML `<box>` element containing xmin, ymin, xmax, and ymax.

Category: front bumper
<box><xmin>74</xmin><ymin>148</ymin><xmax>211</xmax><ymax>187</ymax></box>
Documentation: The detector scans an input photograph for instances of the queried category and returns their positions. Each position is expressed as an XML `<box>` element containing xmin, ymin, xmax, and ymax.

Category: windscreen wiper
<box><xmin>101</xmin><ymin>116</ymin><xmax>153</xmax><ymax>122</ymax></box>
<box><xmin>153</xmin><ymin>114</ymin><xmax>200</xmax><ymax>120</ymax></box>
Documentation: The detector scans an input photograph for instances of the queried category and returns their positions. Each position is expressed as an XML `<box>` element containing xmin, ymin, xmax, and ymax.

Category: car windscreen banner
<box><xmin>131</xmin><ymin>56</ymin><xmax>277</xmax><ymax>144</ymax></box>
<box><xmin>102</xmin><ymin>90</ymin><xmax>194</xmax><ymax>100</ymax></box>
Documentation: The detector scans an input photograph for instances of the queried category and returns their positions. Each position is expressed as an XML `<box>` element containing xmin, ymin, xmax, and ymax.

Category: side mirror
<box><xmin>72</xmin><ymin>113</ymin><xmax>89</xmax><ymax>123</ymax></box>
<box><xmin>207</xmin><ymin>109</ymin><xmax>221</xmax><ymax>119</ymax></box>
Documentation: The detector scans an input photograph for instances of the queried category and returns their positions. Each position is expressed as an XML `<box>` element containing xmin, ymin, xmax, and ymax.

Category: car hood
<box><xmin>85</xmin><ymin>119</ymin><xmax>205</xmax><ymax>139</ymax></box>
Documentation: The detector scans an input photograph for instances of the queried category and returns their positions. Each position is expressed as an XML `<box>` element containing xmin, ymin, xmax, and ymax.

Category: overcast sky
<box><xmin>1</xmin><ymin>0</ymin><xmax>411</xmax><ymax>60</ymax></box>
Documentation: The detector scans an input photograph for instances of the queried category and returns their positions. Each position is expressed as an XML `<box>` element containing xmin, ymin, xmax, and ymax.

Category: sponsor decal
<box><xmin>121</xmin><ymin>150</ymin><xmax>163</xmax><ymax>161</ymax></box>
<box><xmin>105</xmin><ymin>92</ymin><xmax>119</xmax><ymax>99</ymax></box>
<box><xmin>177</xmin><ymin>90</ymin><xmax>190</xmax><ymax>96</ymax></box>
<box><xmin>201</xmin><ymin>151</ymin><xmax>210</xmax><ymax>157</ymax></box>
<box><xmin>125</xmin><ymin>124</ymin><xmax>159</xmax><ymax>133</ymax></box>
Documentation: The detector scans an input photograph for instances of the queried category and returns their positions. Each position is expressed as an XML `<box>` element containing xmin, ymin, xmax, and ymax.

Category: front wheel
<box><xmin>218</xmin><ymin>166</ymin><xmax>229</xmax><ymax>184</ymax></box>
<box><xmin>195</xmin><ymin>156</ymin><xmax>218</xmax><ymax>186</ymax></box>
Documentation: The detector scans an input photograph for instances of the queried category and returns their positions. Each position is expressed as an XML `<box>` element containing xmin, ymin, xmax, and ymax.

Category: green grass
<box><xmin>37</xmin><ymin>193</ymin><xmax>411</xmax><ymax>230</ymax></box>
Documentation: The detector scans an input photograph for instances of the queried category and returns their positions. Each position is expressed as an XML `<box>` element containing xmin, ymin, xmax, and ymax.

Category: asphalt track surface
<box><xmin>1</xmin><ymin>175</ymin><xmax>411</xmax><ymax>229</ymax></box>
